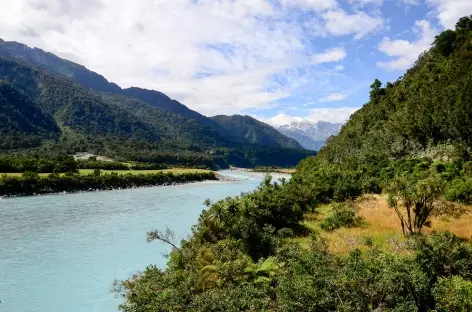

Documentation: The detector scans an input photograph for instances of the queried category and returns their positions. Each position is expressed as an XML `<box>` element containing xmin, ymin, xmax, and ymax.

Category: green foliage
<box><xmin>320</xmin><ymin>202</ymin><xmax>365</xmax><ymax>231</ymax></box>
<box><xmin>433</xmin><ymin>276</ymin><xmax>472</xmax><ymax>312</ymax></box>
<box><xmin>0</xmin><ymin>171</ymin><xmax>217</xmax><ymax>196</ymax></box>
<box><xmin>387</xmin><ymin>175</ymin><xmax>445</xmax><ymax>236</ymax></box>
<box><xmin>0</xmin><ymin>41</ymin><xmax>311</xmax><ymax>168</ymax></box>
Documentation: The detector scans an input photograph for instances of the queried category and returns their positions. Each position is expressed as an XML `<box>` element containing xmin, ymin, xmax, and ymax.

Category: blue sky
<box><xmin>0</xmin><ymin>0</ymin><xmax>471</xmax><ymax>125</ymax></box>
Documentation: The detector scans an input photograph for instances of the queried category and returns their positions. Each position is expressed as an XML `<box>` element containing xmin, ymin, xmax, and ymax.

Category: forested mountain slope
<box><xmin>0</xmin><ymin>81</ymin><xmax>59</xmax><ymax>149</ymax></box>
<box><xmin>0</xmin><ymin>39</ymin><xmax>302</xmax><ymax>150</ymax></box>
<box><xmin>300</xmin><ymin>16</ymin><xmax>472</xmax><ymax>172</ymax></box>
<box><xmin>0</xmin><ymin>56</ymin><xmax>312</xmax><ymax>167</ymax></box>
<box><xmin>211</xmin><ymin>115</ymin><xmax>303</xmax><ymax>149</ymax></box>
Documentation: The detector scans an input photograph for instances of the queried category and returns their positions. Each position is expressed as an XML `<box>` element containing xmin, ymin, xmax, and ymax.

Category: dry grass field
<box><xmin>297</xmin><ymin>194</ymin><xmax>472</xmax><ymax>254</ymax></box>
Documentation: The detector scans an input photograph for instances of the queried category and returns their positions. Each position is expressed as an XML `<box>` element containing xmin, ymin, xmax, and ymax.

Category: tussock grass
<box><xmin>297</xmin><ymin>194</ymin><xmax>472</xmax><ymax>254</ymax></box>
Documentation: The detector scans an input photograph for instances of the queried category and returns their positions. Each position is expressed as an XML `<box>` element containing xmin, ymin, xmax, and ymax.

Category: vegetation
<box><xmin>115</xmin><ymin>17</ymin><xmax>472</xmax><ymax>312</ymax></box>
<box><xmin>0</xmin><ymin>170</ymin><xmax>216</xmax><ymax>197</ymax></box>
<box><xmin>319</xmin><ymin>202</ymin><xmax>365</xmax><ymax>232</ymax></box>
<box><xmin>0</xmin><ymin>40</ymin><xmax>312</xmax><ymax>168</ymax></box>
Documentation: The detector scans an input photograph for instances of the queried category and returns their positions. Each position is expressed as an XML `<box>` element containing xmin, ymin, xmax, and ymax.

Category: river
<box><xmin>0</xmin><ymin>170</ymin><xmax>287</xmax><ymax>312</ymax></box>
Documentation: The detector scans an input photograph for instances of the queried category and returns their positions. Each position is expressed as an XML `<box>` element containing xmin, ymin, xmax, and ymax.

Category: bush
<box><xmin>433</xmin><ymin>276</ymin><xmax>472</xmax><ymax>312</ymax></box>
<box><xmin>320</xmin><ymin>202</ymin><xmax>365</xmax><ymax>232</ymax></box>
<box><xmin>445</xmin><ymin>178</ymin><xmax>472</xmax><ymax>204</ymax></box>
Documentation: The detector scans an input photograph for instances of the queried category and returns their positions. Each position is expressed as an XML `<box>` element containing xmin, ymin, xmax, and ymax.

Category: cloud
<box><xmin>259</xmin><ymin>106</ymin><xmax>360</xmax><ymax>126</ymax></box>
<box><xmin>427</xmin><ymin>0</ymin><xmax>472</xmax><ymax>29</ymax></box>
<box><xmin>312</xmin><ymin>47</ymin><xmax>346</xmax><ymax>64</ymax></box>
<box><xmin>318</xmin><ymin>93</ymin><xmax>347</xmax><ymax>102</ymax></box>
<box><xmin>376</xmin><ymin>20</ymin><xmax>437</xmax><ymax>71</ymax></box>
<box><xmin>258</xmin><ymin>113</ymin><xmax>304</xmax><ymax>127</ymax></box>
<box><xmin>320</xmin><ymin>9</ymin><xmax>384</xmax><ymax>39</ymax></box>
<box><xmin>307</xmin><ymin>107</ymin><xmax>359</xmax><ymax>123</ymax></box>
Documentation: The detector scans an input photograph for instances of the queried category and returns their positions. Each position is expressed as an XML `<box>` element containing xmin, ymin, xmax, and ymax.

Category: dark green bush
<box><xmin>320</xmin><ymin>202</ymin><xmax>365</xmax><ymax>232</ymax></box>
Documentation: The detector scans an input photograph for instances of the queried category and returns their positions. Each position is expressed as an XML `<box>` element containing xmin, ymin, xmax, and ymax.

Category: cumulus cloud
<box><xmin>321</xmin><ymin>9</ymin><xmax>384</xmax><ymax>39</ymax></box>
<box><xmin>427</xmin><ymin>0</ymin><xmax>472</xmax><ymax>29</ymax></box>
<box><xmin>0</xmin><ymin>0</ymin><xmax>370</xmax><ymax>116</ymax></box>
<box><xmin>377</xmin><ymin>20</ymin><xmax>437</xmax><ymax>71</ymax></box>
<box><xmin>318</xmin><ymin>93</ymin><xmax>347</xmax><ymax>102</ymax></box>
<box><xmin>312</xmin><ymin>47</ymin><xmax>346</xmax><ymax>64</ymax></box>
<box><xmin>259</xmin><ymin>106</ymin><xmax>359</xmax><ymax>126</ymax></box>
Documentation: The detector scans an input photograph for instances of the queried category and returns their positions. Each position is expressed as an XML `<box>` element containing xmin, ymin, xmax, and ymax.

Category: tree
<box><xmin>387</xmin><ymin>176</ymin><xmax>445</xmax><ymax>236</ymax></box>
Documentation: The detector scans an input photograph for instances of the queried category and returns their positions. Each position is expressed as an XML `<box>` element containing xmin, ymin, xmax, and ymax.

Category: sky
<box><xmin>1</xmin><ymin>0</ymin><xmax>471</xmax><ymax>126</ymax></box>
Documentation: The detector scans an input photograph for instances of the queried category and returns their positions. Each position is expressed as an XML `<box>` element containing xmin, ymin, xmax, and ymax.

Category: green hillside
<box><xmin>0</xmin><ymin>81</ymin><xmax>59</xmax><ymax>149</ymax></box>
<box><xmin>0</xmin><ymin>39</ymin><xmax>302</xmax><ymax>150</ymax></box>
<box><xmin>0</xmin><ymin>56</ymin><xmax>312</xmax><ymax>168</ymax></box>
<box><xmin>211</xmin><ymin>115</ymin><xmax>303</xmax><ymax>149</ymax></box>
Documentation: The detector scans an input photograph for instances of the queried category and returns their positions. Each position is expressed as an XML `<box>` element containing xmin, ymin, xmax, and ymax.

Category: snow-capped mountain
<box><xmin>277</xmin><ymin>121</ymin><xmax>342</xmax><ymax>151</ymax></box>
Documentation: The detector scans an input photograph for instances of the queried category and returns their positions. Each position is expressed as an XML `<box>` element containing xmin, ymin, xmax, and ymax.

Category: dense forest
<box><xmin>115</xmin><ymin>17</ymin><xmax>472</xmax><ymax>312</ymax></box>
<box><xmin>0</xmin><ymin>40</ymin><xmax>311</xmax><ymax>169</ymax></box>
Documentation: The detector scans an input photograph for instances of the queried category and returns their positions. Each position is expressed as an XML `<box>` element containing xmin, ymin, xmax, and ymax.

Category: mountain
<box><xmin>277</xmin><ymin>121</ymin><xmax>342</xmax><ymax>151</ymax></box>
<box><xmin>211</xmin><ymin>115</ymin><xmax>303</xmax><ymax>149</ymax></box>
<box><xmin>0</xmin><ymin>39</ymin><xmax>299</xmax><ymax>149</ymax></box>
<box><xmin>0</xmin><ymin>39</ymin><xmax>121</xmax><ymax>93</ymax></box>
<box><xmin>0</xmin><ymin>81</ymin><xmax>59</xmax><ymax>149</ymax></box>
<box><xmin>0</xmin><ymin>43</ymin><xmax>312</xmax><ymax>167</ymax></box>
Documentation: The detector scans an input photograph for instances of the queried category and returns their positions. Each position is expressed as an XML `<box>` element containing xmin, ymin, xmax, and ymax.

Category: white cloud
<box><xmin>427</xmin><ymin>0</ymin><xmax>472</xmax><ymax>29</ymax></box>
<box><xmin>334</xmin><ymin>64</ymin><xmax>344</xmax><ymax>71</ymax></box>
<box><xmin>0</xmin><ymin>0</ymin><xmax>312</xmax><ymax>116</ymax></box>
<box><xmin>307</xmin><ymin>107</ymin><xmax>359</xmax><ymax>123</ymax></box>
<box><xmin>318</xmin><ymin>93</ymin><xmax>347</xmax><ymax>102</ymax></box>
<box><xmin>258</xmin><ymin>113</ymin><xmax>304</xmax><ymax>127</ymax></box>
<box><xmin>281</xmin><ymin>0</ymin><xmax>338</xmax><ymax>12</ymax></box>
<box><xmin>312</xmin><ymin>47</ymin><xmax>346</xmax><ymax>64</ymax></box>
<box><xmin>259</xmin><ymin>106</ymin><xmax>359</xmax><ymax>126</ymax></box>
<box><xmin>320</xmin><ymin>9</ymin><xmax>384</xmax><ymax>39</ymax></box>
<box><xmin>377</xmin><ymin>20</ymin><xmax>437</xmax><ymax>71</ymax></box>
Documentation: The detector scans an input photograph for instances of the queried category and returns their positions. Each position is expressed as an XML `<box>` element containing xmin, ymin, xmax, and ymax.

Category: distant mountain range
<box><xmin>277</xmin><ymin>121</ymin><xmax>342</xmax><ymax>151</ymax></box>
<box><xmin>0</xmin><ymin>39</ymin><xmax>313</xmax><ymax>168</ymax></box>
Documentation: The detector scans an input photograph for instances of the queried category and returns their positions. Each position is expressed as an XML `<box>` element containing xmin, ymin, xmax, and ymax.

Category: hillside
<box><xmin>312</xmin><ymin>18</ymin><xmax>472</xmax><ymax>169</ymax></box>
<box><xmin>0</xmin><ymin>81</ymin><xmax>59</xmax><ymax>149</ymax></box>
<box><xmin>0</xmin><ymin>40</ymin><xmax>300</xmax><ymax>149</ymax></box>
<box><xmin>211</xmin><ymin>115</ymin><xmax>303</xmax><ymax>149</ymax></box>
<box><xmin>0</xmin><ymin>56</ymin><xmax>312</xmax><ymax>167</ymax></box>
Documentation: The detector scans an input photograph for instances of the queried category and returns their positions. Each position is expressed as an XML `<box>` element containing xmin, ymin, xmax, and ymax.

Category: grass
<box><xmin>1</xmin><ymin>168</ymin><xmax>211</xmax><ymax>177</ymax></box>
<box><xmin>296</xmin><ymin>194</ymin><xmax>472</xmax><ymax>254</ymax></box>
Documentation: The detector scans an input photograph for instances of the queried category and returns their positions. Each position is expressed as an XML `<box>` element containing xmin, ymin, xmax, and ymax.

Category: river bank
<box><xmin>0</xmin><ymin>171</ymin><xmax>218</xmax><ymax>197</ymax></box>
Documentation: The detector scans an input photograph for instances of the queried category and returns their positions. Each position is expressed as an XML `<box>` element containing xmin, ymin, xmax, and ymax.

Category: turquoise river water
<box><xmin>0</xmin><ymin>170</ymin><xmax>283</xmax><ymax>312</ymax></box>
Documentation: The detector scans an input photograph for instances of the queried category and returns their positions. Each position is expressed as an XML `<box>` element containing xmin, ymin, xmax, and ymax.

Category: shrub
<box><xmin>433</xmin><ymin>276</ymin><xmax>472</xmax><ymax>312</ymax></box>
<box><xmin>320</xmin><ymin>202</ymin><xmax>365</xmax><ymax>232</ymax></box>
<box><xmin>445</xmin><ymin>178</ymin><xmax>472</xmax><ymax>204</ymax></box>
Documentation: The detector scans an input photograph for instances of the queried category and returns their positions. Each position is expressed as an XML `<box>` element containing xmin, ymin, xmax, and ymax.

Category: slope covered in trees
<box><xmin>0</xmin><ymin>40</ymin><xmax>302</xmax><ymax>150</ymax></box>
<box><xmin>116</xmin><ymin>17</ymin><xmax>472</xmax><ymax>312</ymax></box>
<box><xmin>211</xmin><ymin>115</ymin><xmax>303</xmax><ymax>149</ymax></box>
<box><xmin>0</xmin><ymin>56</ymin><xmax>312</xmax><ymax>168</ymax></box>
<box><xmin>0</xmin><ymin>81</ymin><xmax>59</xmax><ymax>149</ymax></box>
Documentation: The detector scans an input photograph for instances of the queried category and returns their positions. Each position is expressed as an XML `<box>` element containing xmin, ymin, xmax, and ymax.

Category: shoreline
<box><xmin>0</xmin><ymin>171</ymin><xmax>218</xmax><ymax>198</ymax></box>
